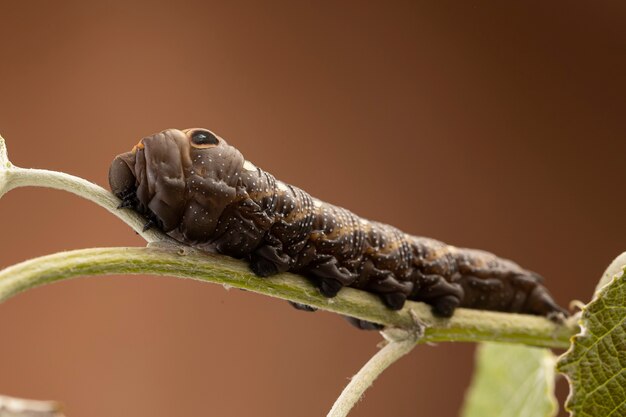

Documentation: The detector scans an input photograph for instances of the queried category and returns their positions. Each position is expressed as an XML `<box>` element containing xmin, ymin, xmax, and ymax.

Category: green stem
<box><xmin>0</xmin><ymin>136</ymin><xmax>166</xmax><ymax>243</ymax></box>
<box><xmin>0</xmin><ymin>245</ymin><xmax>577</xmax><ymax>348</ymax></box>
<box><xmin>327</xmin><ymin>331</ymin><xmax>420</xmax><ymax>417</ymax></box>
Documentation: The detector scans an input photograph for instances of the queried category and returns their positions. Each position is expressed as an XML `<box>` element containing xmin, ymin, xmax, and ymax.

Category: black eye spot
<box><xmin>191</xmin><ymin>130</ymin><xmax>219</xmax><ymax>145</ymax></box>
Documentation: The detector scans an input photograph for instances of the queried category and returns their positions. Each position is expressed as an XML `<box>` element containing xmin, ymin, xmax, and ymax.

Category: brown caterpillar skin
<box><xmin>109</xmin><ymin>128</ymin><xmax>567</xmax><ymax>326</ymax></box>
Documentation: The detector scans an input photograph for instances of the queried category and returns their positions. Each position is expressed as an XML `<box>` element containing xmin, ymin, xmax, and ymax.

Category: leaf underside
<box><xmin>462</xmin><ymin>342</ymin><xmax>558</xmax><ymax>417</ymax></box>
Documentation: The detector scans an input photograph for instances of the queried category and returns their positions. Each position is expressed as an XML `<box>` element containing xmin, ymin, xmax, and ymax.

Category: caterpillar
<box><xmin>109</xmin><ymin>128</ymin><xmax>567</xmax><ymax>328</ymax></box>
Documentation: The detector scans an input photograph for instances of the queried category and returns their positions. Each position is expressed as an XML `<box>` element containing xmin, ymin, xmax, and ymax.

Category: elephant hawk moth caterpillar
<box><xmin>109</xmin><ymin>128</ymin><xmax>567</xmax><ymax>329</ymax></box>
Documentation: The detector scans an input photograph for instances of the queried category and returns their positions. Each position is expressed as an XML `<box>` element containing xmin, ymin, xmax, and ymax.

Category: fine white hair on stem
<box><xmin>327</xmin><ymin>324</ymin><xmax>424</xmax><ymax>417</ymax></box>
<box><xmin>0</xmin><ymin>135</ymin><xmax>168</xmax><ymax>242</ymax></box>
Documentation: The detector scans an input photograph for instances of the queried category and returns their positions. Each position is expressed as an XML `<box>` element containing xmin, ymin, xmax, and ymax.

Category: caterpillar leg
<box><xmin>431</xmin><ymin>295</ymin><xmax>461</xmax><ymax>318</ymax></box>
<box><xmin>250</xmin><ymin>253</ymin><xmax>279</xmax><ymax>277</ymax></box>
<box><xmin>343</xmin><ymin>316</ymin><xmax>384</xmax><ymax>330</ymax></box>
<box><xmin>381</xmin><ymin>293</ymin><xmax>408</xmax><ymax>310</ymax></box>
<box><xmin>412</xmin><ymin>274</ymin><xmax>464</xmax><ymax>318</ymax></box>
<box><xmin>366</xmin><ymin>273</ymin><xmax>413</xmax><ymax>311</ymax></box>
<box><xmin>249</xmin><ymin>244</ymin><xmax>291</xmax><ymax>277</ymax></box>
<box><xmin>306</xmin><ymin>256</ymin><xmax>357</xmax><ymax>297</ymax></box>
<box><xmin>286</xmin><ymin>302</ymin><xmax>385</xmax><ymax>333</ymax></box>
<box><xmin>288</xmin><ymin>301</ymin><xmax>318</xmax><ymax>312</ymax></box>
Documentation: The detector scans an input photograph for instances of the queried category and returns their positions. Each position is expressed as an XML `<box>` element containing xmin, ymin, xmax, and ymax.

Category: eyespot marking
<box><xmin>189</xmin><ymin>129</ymin><xmax>219</xmax><ymax>148</ymax></box>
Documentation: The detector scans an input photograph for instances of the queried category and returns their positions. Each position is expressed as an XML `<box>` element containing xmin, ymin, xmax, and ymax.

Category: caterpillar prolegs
<box><xmin>109</xmin><ymin>128</ymin><xmax>567</xmax><ymax>329</ymax></box>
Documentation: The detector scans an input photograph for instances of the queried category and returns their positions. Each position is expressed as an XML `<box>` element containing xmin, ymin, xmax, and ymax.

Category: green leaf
<box><xmin>462</xmin><ymin>342</ymin><xmax>558</xmax><ymax>417</ymax></box>
<box><xmin>557</xmin><ymin>266</ymin><xmax>626</xmax><ymax>417</ymax></box>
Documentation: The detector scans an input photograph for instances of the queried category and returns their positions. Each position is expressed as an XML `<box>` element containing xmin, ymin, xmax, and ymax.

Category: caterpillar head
<box><xmin>109</xmin><ymin>128</ymin><xmax>245</xmax><ymax>237</ymax></box>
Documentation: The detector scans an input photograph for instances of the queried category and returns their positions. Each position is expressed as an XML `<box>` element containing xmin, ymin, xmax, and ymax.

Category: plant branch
<box><xmin>0</xmin><ymin>135</ymin><xmax>167</xmax><ymax>243</ymax></box>
<box><xmin>327</xmin><ymin>327</ymin><xmax>423</xmax><ymax>417</ymax></box>
<box><xmin>0</xmin><ymin>245</ymin><xmax>577</xmax><ymax>348</ymax></box>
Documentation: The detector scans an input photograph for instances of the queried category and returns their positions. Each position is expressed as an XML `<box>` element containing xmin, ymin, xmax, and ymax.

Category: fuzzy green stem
<box><xmin>0</xmin><ymin>136</ymin><xmax>166</xmax><ymax>243</ymax></box>
<box><xmin>327</xmin><ymin>330</ymin><xmax>420</xmax><ymax>417</ymax></box>
<box><xmin>0</xmin><ymin>245</ymin><xmax>577</xmax><ymax>348</ymax></box>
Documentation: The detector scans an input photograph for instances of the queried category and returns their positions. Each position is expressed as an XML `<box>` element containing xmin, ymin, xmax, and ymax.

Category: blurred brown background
<box><xmin>0</xmin><ymin>1</ymin><xmax>624</xmax><ymax>416</ymax></box>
